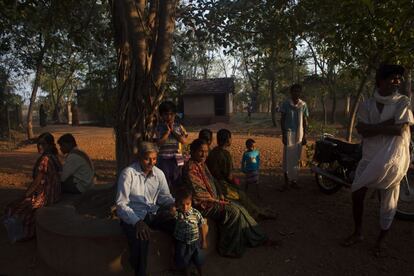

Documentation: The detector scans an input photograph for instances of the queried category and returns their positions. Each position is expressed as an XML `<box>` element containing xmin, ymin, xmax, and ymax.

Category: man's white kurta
<box><xmin>352</xmin><ymin>92</ymin><xmax>414</xmax><ymax>229</ymax></box>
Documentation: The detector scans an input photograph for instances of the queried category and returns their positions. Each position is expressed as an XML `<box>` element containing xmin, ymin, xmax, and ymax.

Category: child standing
<box><xmin>174</xmin><ymin>188</ymin><xmax>208</xmax><ymax>276</ymax></box>
<box><xmin>241</xmin><ymin>139</ymin><xmax>260</xmax><ymax>197</ymax></box>
<box><xmin>156</xmin><ymin>101</ymin><xmax>188</xmax><ymax>189</ymax></box>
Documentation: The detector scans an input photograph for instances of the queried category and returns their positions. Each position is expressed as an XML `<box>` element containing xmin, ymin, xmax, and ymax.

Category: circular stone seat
<box><xmin>36</xmin><ymin>202</ymin><xmax>217</xmax><ymax>275</ymax></box>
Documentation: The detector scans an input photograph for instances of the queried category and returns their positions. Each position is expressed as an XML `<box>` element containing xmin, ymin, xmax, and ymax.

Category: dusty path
<box><xmin>0</xmin><ymin>126</ymin><xmax>413</xmax><ymax>276</ymax></box>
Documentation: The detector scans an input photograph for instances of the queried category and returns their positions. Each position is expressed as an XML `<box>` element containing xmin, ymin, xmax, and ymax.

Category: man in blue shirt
<box><xmin>280</xmin><ymin>84</ymin><xmax>309</xmax><ymax>191</ymax></box>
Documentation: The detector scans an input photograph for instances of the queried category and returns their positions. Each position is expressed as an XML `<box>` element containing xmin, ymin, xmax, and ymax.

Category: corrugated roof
<box><xmin>183</xmin><ymin>78</ymin><xmax>235</xmax><ymax>95</ymax></box>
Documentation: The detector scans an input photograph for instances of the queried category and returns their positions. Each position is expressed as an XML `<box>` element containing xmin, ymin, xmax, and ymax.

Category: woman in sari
<box><xmin>3</xmin><ymin>132</ymin><xmax>62</xmax><ymax>242</ymax></box>
<box><xmin>182</xmin><ymin>138</ymin><xmax>272</xmax><ymax>258</ymax></box>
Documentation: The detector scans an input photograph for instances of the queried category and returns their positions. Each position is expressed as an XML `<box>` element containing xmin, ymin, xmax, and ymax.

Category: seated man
<box><xmin>116</xmin><ymin>142</ymin><xmax>176</xmax><ymax>276</ymax></box>
<box><xmin>57</xmin><ymin>133</ymin><xmax>95</xmax><ymax>194</ymax></box>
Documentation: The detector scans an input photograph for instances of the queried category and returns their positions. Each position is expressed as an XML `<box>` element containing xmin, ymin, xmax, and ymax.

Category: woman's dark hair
<box><xmin>217</xmin><ymin>129</ymin><xmax>232</xmax><ymax>146</ymax></box>
<box><xmin>190</xmin><ymin>138</ymin><xmax>208</xmax><ymax>153</ymax></box>
<box><xmin>175</xmin><ymin>187</ymin><xmax>193</xmax><ymax>203</ymax></box>
<box><xmin>38</xmin><ymin>132</ymin><xmax>58</xmax><ymax>155</ymax></box>
<box><xmin>159</xmin><ymin>101</ymin><xmax>177</xmax><ymax>115</ymax></box>
<box><xmin>57</xmin><ymin>133</ymin><xmax>77</xmax><ymax>147</ymax></box>
<box><xmin>198</xmin><ymin>129</ymin><xmax>213</xmax><ymax>143</ymax></box>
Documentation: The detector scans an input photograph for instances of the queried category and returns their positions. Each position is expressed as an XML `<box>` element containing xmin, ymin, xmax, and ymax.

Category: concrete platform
<box><xmin>36</xmin><ymin>200</ymin><xmax>216</xmax><ymax>275</ymax></box>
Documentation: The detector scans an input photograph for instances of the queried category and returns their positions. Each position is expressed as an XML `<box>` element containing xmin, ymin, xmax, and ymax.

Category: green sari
<box><xmin>206</xmin><ymin>146</ymin><xmax>266</xmax><ymax>218</ymax></box>
<box><xmin>182</xmin><ymin>159</ymin><xmax>267</xmax><ymax>257</ymax></box>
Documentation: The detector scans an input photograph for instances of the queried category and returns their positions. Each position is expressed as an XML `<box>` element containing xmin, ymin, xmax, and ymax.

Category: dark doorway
<box><xmin>214</xmin><ymin>94</ymin><xmax>226</xmax><ymax>116</ymax></box>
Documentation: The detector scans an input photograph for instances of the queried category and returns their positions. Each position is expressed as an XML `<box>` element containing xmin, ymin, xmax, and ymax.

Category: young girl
<box><xmin>156</xmin><ymin>101</ymin><xmax>188</xmax><ymax>189</ymax></box>
<box><xmin>174</xmin><ymin>188</ymin><xmax>208</xmax><ymax>276</ymax></box>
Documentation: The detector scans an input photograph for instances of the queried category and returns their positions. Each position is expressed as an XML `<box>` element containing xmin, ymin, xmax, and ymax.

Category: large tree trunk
<box><xmin>110</xmin><ymin>0</ymin><xmax>177</xmax><ymax>173</ymax></box>
<box><xmin>26</xmin><ymin>50</ymin><xmax>46</xmax><ymax>139</ymax></box>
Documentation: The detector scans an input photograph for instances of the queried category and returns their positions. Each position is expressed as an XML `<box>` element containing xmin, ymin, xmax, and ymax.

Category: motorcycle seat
<box><xmin>325</xmin><ymin>137</ymin><xmax>361</xmax><ymax>155</ymax></box>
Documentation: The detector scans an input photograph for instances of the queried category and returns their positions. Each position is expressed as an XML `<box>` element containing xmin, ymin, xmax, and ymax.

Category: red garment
<box><xmin>182</xmin><ymin>159</ymin><xmax>221</xmax><ymax>212</ymax></box>
<box><xmin>5</xmin><ymin>153</ymin><xmax>61</xmax><ymax>240</ymax></box>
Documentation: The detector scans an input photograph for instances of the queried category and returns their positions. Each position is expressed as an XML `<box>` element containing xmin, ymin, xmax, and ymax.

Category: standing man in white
<box><xmin>280</xmin><ymin>84</ymin><xmax>309</xmax><ymax>191</ymax></box>
<box><xmin>342</xmin><ymin>64</ymin><xmax>414</xmax><ymax>256</ymax></box>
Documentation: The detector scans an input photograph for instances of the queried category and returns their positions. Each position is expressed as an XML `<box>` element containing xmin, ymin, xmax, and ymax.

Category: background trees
<box><xmin>2</xmin><ymin>0</ymin><xmax>414</xmax><ymax>166</ymax></box>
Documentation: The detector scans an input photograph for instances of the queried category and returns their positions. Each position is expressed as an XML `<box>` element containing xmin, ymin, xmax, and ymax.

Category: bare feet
<box><xmin>341</xmin><ymin>234</ymin><xmax>364</xmax><ymax>247</ymax></box>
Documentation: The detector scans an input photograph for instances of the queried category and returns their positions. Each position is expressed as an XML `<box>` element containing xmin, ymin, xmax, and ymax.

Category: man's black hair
<box><xmin>217</xmin><ymin>129</ymin><xmax>232</xmax><ymax>146</ymax></box>
<box><xmin>159</xmin><ymin>101</ymin><xmax>177</xmax><ymax>115</ymax></box>
<box><xmin>57</xmin><ymin>133</ymin><xmax>77</xmax><ymax>147</ymax></box>
<box><xmin>375</xmin><ymin>64</ymin><xmax>405</xmax><ymax>87</ymax></box>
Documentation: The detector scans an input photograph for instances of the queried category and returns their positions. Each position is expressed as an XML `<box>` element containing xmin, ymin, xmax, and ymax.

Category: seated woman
<box><xmin>115</xmin><ymin>142</ymin><xmax>176</xmax><ymax>276</ymax></box>
<box><xmin>206</xmin><ymin>129</ymin><xmax>276</xmax><ymax>220</ymax></box>
<box><xmin>3</xmin><ymin>132</ymin><xmax>62</xmax><ymax>242</ymax></box>
<box><xmin>182</xmin><ymin>138</ymin><xmax>271</xmax><ymax>258</ymax></box>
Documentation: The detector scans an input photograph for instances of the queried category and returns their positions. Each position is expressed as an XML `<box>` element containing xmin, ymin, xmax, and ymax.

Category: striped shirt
<box><xmin>174</xmin><ymin>207</ymin><xmax>205</xmax><ymax>244</ymax></box>
<box><xmin>156</xmin><ymin>122</ymin><xmax>187</xmax><ymax>164</ymax></box>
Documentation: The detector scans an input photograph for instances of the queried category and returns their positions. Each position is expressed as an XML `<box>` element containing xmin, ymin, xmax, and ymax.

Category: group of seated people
<box><xmin>2</xmin><ymin>132</ymin><xmax>95</xmax><ymax>242</ymax></box>
<box><xmin>116</xmin><ymin>101</ymin><xmax>278</xmax><ymax>276</ymax></box>
<box><xmin>1</xmin><ymin>101</ymin><xmax>275</xmax><ymax>276</ymax></box>
<box><xmin>117</xmin><ymin>138</ymin><xmax>277</xmax><ymax>276</ymax></box>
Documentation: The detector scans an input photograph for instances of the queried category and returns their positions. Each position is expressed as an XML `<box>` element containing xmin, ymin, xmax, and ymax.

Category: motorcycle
<box><xmin>311</xmin><ymin>133</ymin><xmax>414</xmax><ymax>221</ymax></box>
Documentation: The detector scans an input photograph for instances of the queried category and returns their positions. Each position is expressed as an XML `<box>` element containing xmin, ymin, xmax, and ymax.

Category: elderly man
<box><xmin>343</xmin><ymin>64</ymin><xmax>414</xmax><ymax>255</ymax></box>
<box><xmin>116</xmin><ymin>142</ymin><xmax>176</xmax><ymax>276</ymax></box>
<box><xmin>58</xmin><ymin>133</ymin><xmax>95</xmax><ymax>194</ymax></box>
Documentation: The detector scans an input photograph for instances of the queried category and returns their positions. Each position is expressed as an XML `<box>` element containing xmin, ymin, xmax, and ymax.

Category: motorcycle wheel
<box><xmin>396</xmin><ymin>172</ymin><xmax>414</xmax><ymax>221</ymax></box>
<box><xmin>314</xmin><ymin>162</ymin><xmax>343</xmax><ymax>194</ymax></box>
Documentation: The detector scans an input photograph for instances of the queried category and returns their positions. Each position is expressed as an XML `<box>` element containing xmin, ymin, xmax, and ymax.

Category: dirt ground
<box><xmin>0</xmin><ymin>125</ymin><xmax>413</xmax><ymax>276</ymax></box>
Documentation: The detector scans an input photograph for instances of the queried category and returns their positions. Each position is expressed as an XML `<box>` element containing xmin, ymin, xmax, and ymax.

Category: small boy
<box><xmin>198</xmin><ymin>129</ymin><xmax>213</xmax><ymax>150</ymax></box>
<box><xmin>156</xmin><ymin>101</ymin><xmax>188</xmax><ymax>188</ymax></box>
<box><xmin>241</xmin><ymin>138</ymin><xmax>260</xmax><ymax>197</ymax></box>
<box><xmin>174</xmin><ymin>188</ymin><xmax>208</xmax><ymax>276</ymax></box>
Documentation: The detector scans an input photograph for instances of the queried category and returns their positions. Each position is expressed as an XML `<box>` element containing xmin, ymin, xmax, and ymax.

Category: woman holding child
<box><xmin>182</xmin><ymin>138</ymin><xmax>272</xmax><ymax>258</ymax></box>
